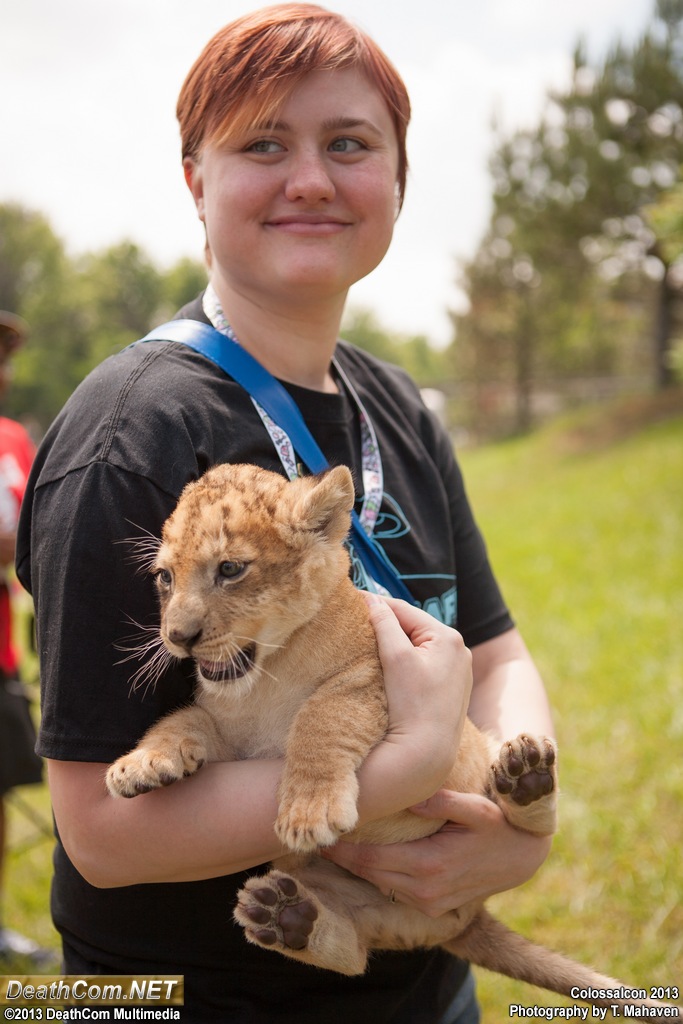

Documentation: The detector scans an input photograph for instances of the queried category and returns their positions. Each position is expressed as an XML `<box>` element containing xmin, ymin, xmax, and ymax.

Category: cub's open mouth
<box><xmin>197</xmin><ymin>643</ymin><xmax>257</xmax><ymax>683</ymax></box>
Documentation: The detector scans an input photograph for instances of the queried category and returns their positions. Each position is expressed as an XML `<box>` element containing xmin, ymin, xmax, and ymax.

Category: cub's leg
<box><xmin>489</xmin><ymin>734</ymin><xmax>558</xmax><ymax>835</ymax></box>
<box><xmin>234</xmin><ymin>866</ymin><xmax>370</xmax><ymax>976</ymax></box>
<box><xmin>275</xmin><ymin>667</ymin><xmax>387</xmax><ymax>852</ymax></box>
<box><xmin>106</xmin><ymin>705</ymin><xmax>223</xmax><ymax>798</ymax></box>
<box><xmin>234</xmin><ymin>859</ymin><xmax>482</xmax><ymax>974</ymax></box>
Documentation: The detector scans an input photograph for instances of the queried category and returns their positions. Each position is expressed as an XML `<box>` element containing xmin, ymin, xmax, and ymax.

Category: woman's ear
<box><xmin>183</xmin><ymin>156</ymin><xmax>205</xmax><ymax>222</ymax></box>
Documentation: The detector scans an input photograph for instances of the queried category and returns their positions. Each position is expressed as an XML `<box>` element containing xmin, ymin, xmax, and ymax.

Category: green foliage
<box><xmin>0</xmin><ymin>204</ymin><xmax>90</xmax><ymax>430</ymax></box>
<box><xmin>341</xmin><ymin>307</ymin><xmax>448</xmax><ymax>387</ymax></box>
<box><xmin>0</xmin><ymin>202</ymin><xmax>207</xmax><ymax>432</ymax></box>
<box><xmin>453</xmin><ymin>1</ymin><xmax>683</xmax><ymax>435</ymax></box>
<box><xmin>158</xmin><ymin>257</ymin><xmax>210</xmax><ymax>319</ymax></box>
<box><xmin>646</xmin><ymin>169</ymin><xmax>683</xmax><ymax>262</ymax></box>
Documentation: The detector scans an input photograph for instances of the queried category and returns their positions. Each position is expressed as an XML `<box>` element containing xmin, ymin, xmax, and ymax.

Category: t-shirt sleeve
<box><xmin>28</xmin><ymin>460</ymin><xmax>195</xmax><ymax>762</ymax></box>
<box><xmin>414</xmin><ymin>392</ymin><xmax>514</xmax><ymax>648</ymax></box>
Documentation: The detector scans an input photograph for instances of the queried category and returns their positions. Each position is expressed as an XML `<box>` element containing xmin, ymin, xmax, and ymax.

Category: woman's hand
<box><xmin>355</xmin><ymin>595</ymin><xmax>472</xmax><ymax>826</ymax></box>
<box><xmin>324</xmin><ymin>787</ymin><xmax>552</xmax><ymax>916</ymax></box>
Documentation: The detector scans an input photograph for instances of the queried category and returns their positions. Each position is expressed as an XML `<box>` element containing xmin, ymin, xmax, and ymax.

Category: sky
<box><xmin>2</xmin><ymin>0</ymin><xmax>655</xmax><ymax>346</ymax></box>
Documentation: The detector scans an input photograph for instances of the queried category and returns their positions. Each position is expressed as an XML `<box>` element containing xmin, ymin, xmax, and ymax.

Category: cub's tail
<box><xmin>445</xmin><ymin>909</ymin><xmax>680</xmax><ymax>1013</ymax></box>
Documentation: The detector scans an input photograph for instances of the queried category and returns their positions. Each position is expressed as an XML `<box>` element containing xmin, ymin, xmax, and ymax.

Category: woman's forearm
<box><xmin>48</xmin><ymin>758</ymin><xmax>286</xmax><ymax>888</ymax></box>
<box><xmin>469</xmin><ymin>627</ymin><xmax>555</xmax><ymax>742</ymax></box>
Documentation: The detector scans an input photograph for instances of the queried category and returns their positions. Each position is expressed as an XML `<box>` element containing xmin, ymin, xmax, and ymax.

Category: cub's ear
<box><xmin>290</xmin><ymin>466</ymin><xmax>355</xmax><ymax>545</ymax></box>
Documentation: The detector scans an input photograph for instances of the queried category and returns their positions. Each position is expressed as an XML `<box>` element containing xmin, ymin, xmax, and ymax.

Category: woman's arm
<box><xmin>48</xmin><ymin>597</ymin><xmax>472</xmax><ymax>889</ymax></box>
<box><xmin>48</xmin><ymin>757</ymin><xmax>285</xmax><ymax>888</ymax></box>
<box><xmin>468</xmin><ymin>626</ymin><xmax>554</xmax><ymax>742</ymax></box>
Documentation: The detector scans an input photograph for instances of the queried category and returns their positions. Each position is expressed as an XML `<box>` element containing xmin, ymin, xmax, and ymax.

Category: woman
<box><xmin>17</xmin><ymin>6</ymin><xmax>554</xmax><ymax>1022</ymax></box>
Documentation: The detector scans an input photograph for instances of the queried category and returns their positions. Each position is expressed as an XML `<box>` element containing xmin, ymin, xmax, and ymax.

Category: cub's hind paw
<box><xmin>491</xmin><ymin>734</ymin><xmax>557</xmax><ymax>807</ymax></box>
<box><xmin>235</xmin><ymin>872</ymin><xmax>318</xmax><ymax>953</ymax></box>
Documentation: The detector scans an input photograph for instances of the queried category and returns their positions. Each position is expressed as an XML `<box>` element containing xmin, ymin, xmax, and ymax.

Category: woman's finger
<box><xmin>410</xmin><ymin>789</ymin><xmax>500</xmax><ymax>828</ymax></box>
<box><xmin>321</xmin><ymin>840</ymin><xmax>414</xmax><ymax>892</ymax></box>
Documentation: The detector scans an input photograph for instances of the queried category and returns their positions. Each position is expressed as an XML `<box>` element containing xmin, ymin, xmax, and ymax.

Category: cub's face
<box><xmin>152</xmin><ymin>463</ymin><xmax>354</xmax><ymax>692</ymax></box>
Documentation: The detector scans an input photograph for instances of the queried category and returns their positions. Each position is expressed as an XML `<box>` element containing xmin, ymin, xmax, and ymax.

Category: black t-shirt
<box><xmin>16</xmin><ymin>297</ymin><xmax>513</xmax><ymax>1023</ymax></box>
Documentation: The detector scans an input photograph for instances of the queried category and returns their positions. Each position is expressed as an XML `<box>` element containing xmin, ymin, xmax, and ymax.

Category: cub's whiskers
<box><xmin>117</xmin><ymin>523</ymin><xmax>162</xmax><ymax>575</ymax></box>
<box><xmin>115</xmin><ymin>619</ymin><xmax>175</xmax><ymax>699</ymax></box>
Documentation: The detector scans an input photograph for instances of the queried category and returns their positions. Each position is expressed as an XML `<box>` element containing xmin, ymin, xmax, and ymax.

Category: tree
<box><xmin>159</xmin><ymin>257</ymin><xmax>208</xmax><ymax>319</ymax></box>
<box><xmin>0</xmin><ymin>203</ymin><xmax>91</xmax><ymax>429</ymax></box>
<box><xmin>646</xmin><ymin>170</ymin><xmax>683</xmax><ymax>377</ymax></box>
<box><xmin>552</xmin><ymin>0</ymin><xmax>683</xmax><ymax>387</ymax></box>
<box><xmin>0</xmin><ymin>202</ymin><xmax>209</xmax><ymax>431</ymax></box>
<box><xmin>452</xmin><ymin>0</ymin><xmax>683</xmax><ymax>435</ymax></box>
<box><xmin>74</xmin><ymin>241</ymin><xmax>164</xmax><ymax>370</ymax></box>
<box><xmin>341</xmin><ymin>307</ymin><xmax>448</xmax><ymax>387</ymax></box>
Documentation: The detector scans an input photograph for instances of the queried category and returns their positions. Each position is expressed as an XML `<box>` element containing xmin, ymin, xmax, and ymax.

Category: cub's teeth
<box><xmin>197</xmin><ymin>643</ymin><xmax>257</xmax><ymax>683</ymax></box>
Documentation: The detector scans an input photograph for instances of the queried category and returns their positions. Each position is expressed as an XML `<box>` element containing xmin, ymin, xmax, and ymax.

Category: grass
<box><xmin>2</xmin><ymin>394</ymin><xmax>682</xmax><ymax>1016</ymax></box>
<box><xmin>458</xmin><ymin>396</ymin><xmax>683</xmax><ymax>1017</ymax></box>
<box><xmin>3</xmin><ymin>781</ymin><xmax>59</xmax><ymax>967</ymax></box>
<box><xmin>2</xmin><ymin>600</ymin><xmax>61</xmax><ymax>970</ymax></box>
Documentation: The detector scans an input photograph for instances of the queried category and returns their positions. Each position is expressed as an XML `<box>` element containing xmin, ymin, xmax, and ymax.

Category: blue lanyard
<box><xmin>137</xmin><ymin>319</ymin><xmax>417</xmax><ymax>605</ymax></box>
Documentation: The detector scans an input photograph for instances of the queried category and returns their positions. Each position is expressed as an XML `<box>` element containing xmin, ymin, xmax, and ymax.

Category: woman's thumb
<box><xmin>410</xmin><ymin>788</ymin><xmax>491</xmax><ymax>825</ymax></box>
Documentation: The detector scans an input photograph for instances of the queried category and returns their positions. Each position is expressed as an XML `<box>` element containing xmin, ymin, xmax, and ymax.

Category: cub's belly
<box><xmin>350</xmin><ymin>810</ymin><xmax>447</xmax><ymax>846</ymax></box>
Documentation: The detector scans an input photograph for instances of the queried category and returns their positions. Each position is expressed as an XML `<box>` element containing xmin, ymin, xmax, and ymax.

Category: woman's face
<box><xmin>184</xmin><ymin>68</ymin><xmax>400</xmax><ymax>311</ymax></box>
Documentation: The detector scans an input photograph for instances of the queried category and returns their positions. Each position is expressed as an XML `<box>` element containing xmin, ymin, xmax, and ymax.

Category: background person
<box><xmin>17</xmin><ymin>6</ymin><xmax>554</xmax><ymax>1021</ymax></box>
<box><xmin>0</xmin><ymin>310</ymin><xmax>48</xmax><ymax>966</ymax></box>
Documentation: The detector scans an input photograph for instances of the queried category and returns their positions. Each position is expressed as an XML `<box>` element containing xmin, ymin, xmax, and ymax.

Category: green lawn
<box><xmin>3</xmin><ymin>607</ymin><xmax>60</xmax><ymax>970</ymax></box>
<box><xmin>3</xmin><ymin>397</ymin><xmax>682</xmax><ymax>1017</ymax></box>
<box><xmin>458</xmin><ymin>399</ymin><xmax>683</xmax><ymax>1017</ymax></box>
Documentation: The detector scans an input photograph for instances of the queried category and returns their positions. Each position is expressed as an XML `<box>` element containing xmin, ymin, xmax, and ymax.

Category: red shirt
<box><xmin>0</xmin><ymin>416</ymin><xmax>35</xmax><ymax>675</ymax></box>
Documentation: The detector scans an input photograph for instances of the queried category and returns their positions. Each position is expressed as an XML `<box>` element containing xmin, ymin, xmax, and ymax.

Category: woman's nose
<box><xmin>284</xmin><ymin>150</ymin><xmax>336</xmax><ymax>203</ymax></box>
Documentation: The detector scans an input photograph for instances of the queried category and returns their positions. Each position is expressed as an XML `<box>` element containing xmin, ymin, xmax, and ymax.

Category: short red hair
<box><xmin>176</xmin><ymin>3</ymin><xmax>411</xmax><ymax>207</ymax></box>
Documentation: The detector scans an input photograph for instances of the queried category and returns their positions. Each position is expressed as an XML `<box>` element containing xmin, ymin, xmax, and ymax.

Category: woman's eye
<box><xmin>329</xmin><ymin>137</ymin><xmax>364</xmax><ymax>154</ymax></box>
<box><xmin>218</xmin><ymin>561</ymin><xmax>246</xmax><ymax>580</ymax></box>
<box><xmin>247</xmin><ymin>139</ymin><xmax>284</xmax><ymax>154</ymax></box>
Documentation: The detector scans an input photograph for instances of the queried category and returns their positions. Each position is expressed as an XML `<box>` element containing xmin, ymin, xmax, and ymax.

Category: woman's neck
<box><xmin>209</xmin><ymin>278</ymin><xmax>345</xmax><ymax>394</ymax></box>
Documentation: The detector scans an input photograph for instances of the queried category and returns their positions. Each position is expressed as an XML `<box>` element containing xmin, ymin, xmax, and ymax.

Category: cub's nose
<box><xmin>167</xmin><ymin>627</ymin><xmax>203</xmax><ymax>654</ymax></box>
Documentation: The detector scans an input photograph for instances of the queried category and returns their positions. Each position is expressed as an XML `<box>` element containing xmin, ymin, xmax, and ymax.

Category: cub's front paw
<box><xmin>105</xmin><ymin>739</ymin><xmax>206</xmax><ymax>798</ymax></box>
<box><xmin>491</xmin><ymin>734</ymin><xmax>557</xmax><ymax>807</ymax></box>
<box><xmin>275</xmin><ymin>778</ymin><xmax>359</xmax><ymax>852</ymax></box>
<box><xmin>235</xmin><ymin>872</ymin><xmax>318</xmax><ymax>953</ymax></box>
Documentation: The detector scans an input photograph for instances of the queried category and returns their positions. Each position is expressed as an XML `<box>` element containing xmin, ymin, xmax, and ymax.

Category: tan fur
<box><xmin>107</xmin><ymin>464</ymin><xmax>678</xmax><ymax>1013</ymax></box>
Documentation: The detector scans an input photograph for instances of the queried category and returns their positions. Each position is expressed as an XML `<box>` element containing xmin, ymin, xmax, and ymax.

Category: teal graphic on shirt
<box><xmin>348</xmin><ymin>492</ymin><xmax>457</xmax><ymax>626</ymax></box>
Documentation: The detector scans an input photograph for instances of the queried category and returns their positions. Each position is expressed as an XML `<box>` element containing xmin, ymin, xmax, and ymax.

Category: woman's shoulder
<box><xmin>32</xmin><ymin>335</ymin><xmax>228</xmax><ymax>491</ymax></box>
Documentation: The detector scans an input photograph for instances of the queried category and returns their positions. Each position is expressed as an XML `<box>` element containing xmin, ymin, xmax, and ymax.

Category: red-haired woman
<box><xmin>18</xmin><ymin>6</ymin><xmax>554</xmax><ymax>1021</ymax></box>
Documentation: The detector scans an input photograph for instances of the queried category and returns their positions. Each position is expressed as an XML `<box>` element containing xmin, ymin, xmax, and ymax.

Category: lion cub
<box><xmin>107</xmin><ymin>464</ymin><xmax>673</xmax><ymax>1012</ymax></box>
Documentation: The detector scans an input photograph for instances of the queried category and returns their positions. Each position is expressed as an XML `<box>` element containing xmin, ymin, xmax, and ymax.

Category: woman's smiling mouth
<box><xmin>266</xmin><ymin>215</ymin><xmax>350</xmax><ymax>235</ymax></box>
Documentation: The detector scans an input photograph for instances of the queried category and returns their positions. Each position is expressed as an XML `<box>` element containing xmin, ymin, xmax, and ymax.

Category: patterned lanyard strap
<box><xmin>203</xmin><ymin>286</ymin><xmax>384</xmax><ymax>538</ymax></box>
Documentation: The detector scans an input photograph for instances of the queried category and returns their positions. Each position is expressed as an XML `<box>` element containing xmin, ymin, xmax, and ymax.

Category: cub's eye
<box><xmin>155</xmin><ymin>568</ymin><xmax>173</xmax><ymax>587</ymax></box>
<box><xmin>218</xmin><ymin>561</ymin><xmax>246</xmax><ymax>581</ymax></box>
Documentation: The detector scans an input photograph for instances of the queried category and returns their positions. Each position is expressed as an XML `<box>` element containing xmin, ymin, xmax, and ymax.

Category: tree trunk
<box><xmin>654</xmin><ymin>266</ymin><xmax>676</xmax><ymax>390</ymax></box>
<box><xmin>514</xmin><ymin>295</ymin><xmax>534</xmax><ymax>433</ymax></box>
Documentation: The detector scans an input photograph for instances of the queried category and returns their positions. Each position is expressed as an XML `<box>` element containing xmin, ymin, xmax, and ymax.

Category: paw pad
<box><xmin>236</xmin><ymin>873</ymin><xmax>318</xmax><ymax>952</ymax></box>
<box><xmin>492</xmin><ymin>735</ymin><xmax>556</xmax><ymax>807</ymax></box>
